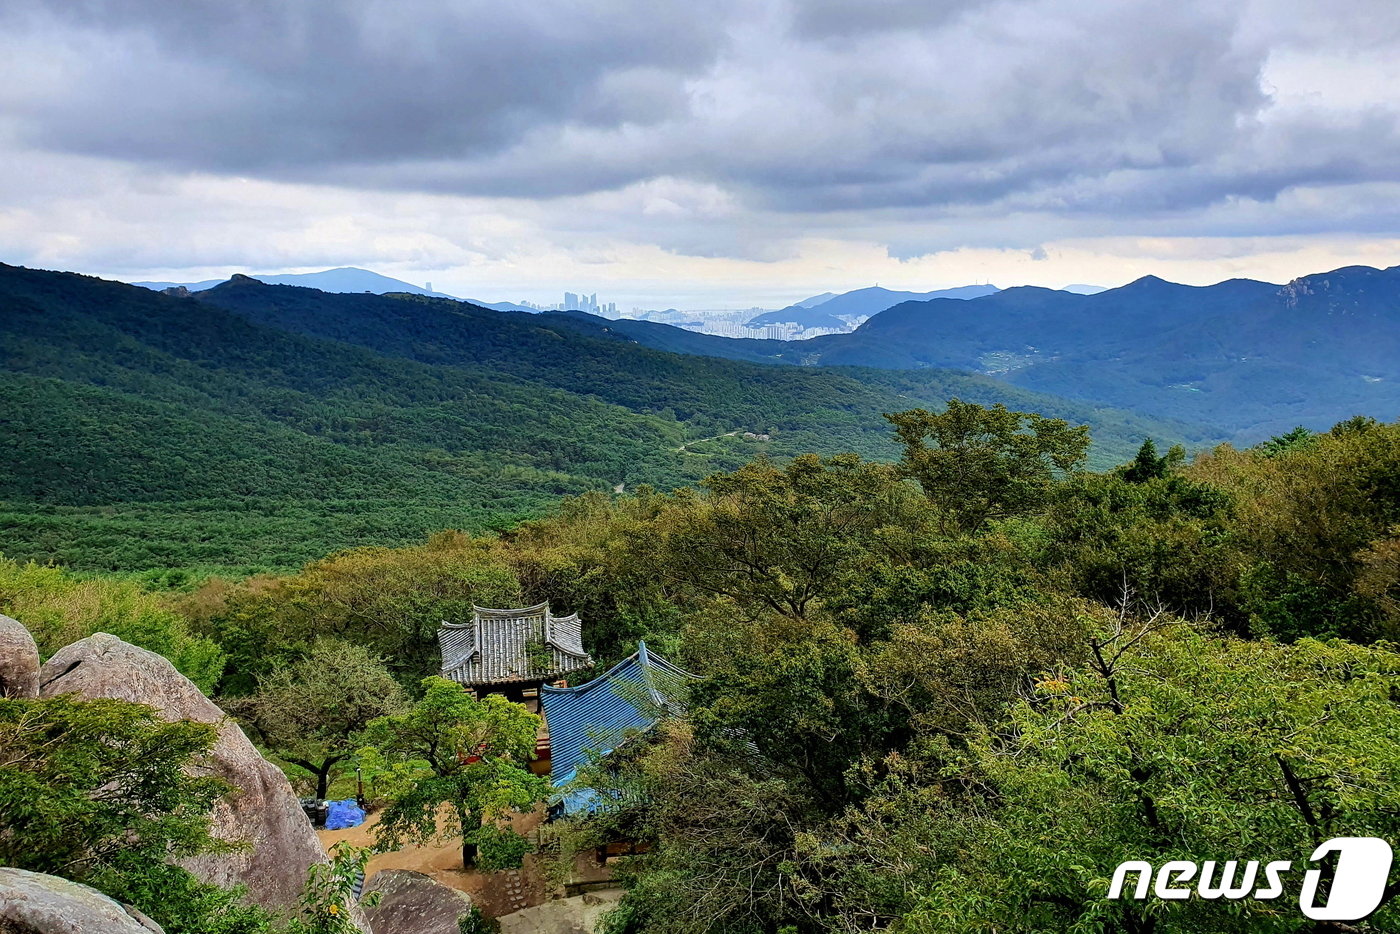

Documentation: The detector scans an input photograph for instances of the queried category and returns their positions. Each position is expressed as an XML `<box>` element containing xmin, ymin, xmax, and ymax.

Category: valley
<box><xmin>0</xmin><ymin>263</ymin><xmax>1197</xmax><ymax>572</ymax></box>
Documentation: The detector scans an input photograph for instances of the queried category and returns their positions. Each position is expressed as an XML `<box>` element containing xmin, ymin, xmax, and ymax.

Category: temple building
<box><xmin>436</xmin><ymin>605</ymin><xmax>693</xmax><ymax>812</ymax></box>
<box><xmin>541</xmin><ymin>641</ymin><xmax>695</xmax><ymax>818</ymax></box>
<box><xmin>437</xmin><ymin>601</ymin><xmax>593</xmax><ymax>710</ymax></box>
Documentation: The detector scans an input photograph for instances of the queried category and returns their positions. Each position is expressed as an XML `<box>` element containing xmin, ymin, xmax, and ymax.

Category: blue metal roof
<box><xmin>540</xmin><ymin>641</ymin><xmax>695</xmax><ymax>795</ymax></box>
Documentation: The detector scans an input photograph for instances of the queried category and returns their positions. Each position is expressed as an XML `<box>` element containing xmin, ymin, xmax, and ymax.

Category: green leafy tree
<box><xmin>289</xmin><ymin>842</ymin><xmax>380</xmax><ymax>934</ymax></box>
<box><xmin>457</xmin><ymin>906</ymin><xmax>500</xmax><ymax>934</ymax></box>
<box><xmin>686</xmin><ymin>613</ymin><xmax>903</xmax><ymax>813</ymax></box>
<box><xmin>1119</xmin><ymin>438</ymin><xmax>1185</xmax><ymax>484</ymax></box>
<box><xmin>597</xmin><ymin>600</ymin><xmax>1091</xmax><ymax>934</ymax></box>
<box><xmin>1256</xmin><ymin>425</ymin><xmax>1316</xmax><ymax>457</ymax></box>
<box><xmin>886</xmin><ymin>400</ymin><xmax>1090</xmax><ymax>533</ymax></box>
<box><xmin>652</xmin><ymin>453</ymin><xmax>928</xmax><ymax>623</ymax></box>
<box><xmin>1190</xmin><ymin>416</ymin><xmax>1400</xmax><ymax>640</ymax></box>
<box><xmin>200</xmin><ymin>535</ymin><xmax>523</xmax><ymax>694</ymax></box>
<box><xmin>0</xmin><ymin>693</ymin><xmax>275</xmax><ymax>934</ymax></box>
<box><xmin>1356</xmin><ymin>528</ymin><xmax>1400</xmax><ymax>630</ymax></box>
<box><xmin>233</xmin><ymin>639</ymin><xmax>408</xmax><ymax>799</ymax></box>
<box><xmin>359</xmin><ymin>677</ymin><xmax>548</xmax><ymax>868</ymax></box>
<box><xmin>0</xmin><ymin>694</ymin><xmax>225</xmax><ymax>879</ymax></box>
<box><xmin>1043</xmin><ymin>470</ymin><xmax>1234</xmax><ymax>620</ymax></box>
<box><xmin>586</xmin><ymin>719</ymin><xmax>818</xmax><ymax>934</ymax></box>
<box><xmin>504</xmin><ymin>489</ymin><xmax>683</xmax><ymax>666</ymax></box>
<box><xmin>0</xmin><ymin>558</ymin><xmax>225</xmax><ymax>693</ymax></box>
<box><xmin>835</xmin><ymin>623</ymin><xmax>1400</xmax><ymax>933</ymax></box>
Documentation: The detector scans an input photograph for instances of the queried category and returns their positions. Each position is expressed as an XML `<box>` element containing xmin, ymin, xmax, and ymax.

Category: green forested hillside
<box><xmin>9</xmin><ymin>408</ymin><xmax>1400</xmax><ymax>934</ymax></box>
<box><xmin>542</xmin><ymin>267</ymin><xmax>1400</xmax><ymax>439</ymax></box>
<box><xmin>0</xmin><ymin>264</ymin><xmax>1208</xmax><ymax>571</ymax></box>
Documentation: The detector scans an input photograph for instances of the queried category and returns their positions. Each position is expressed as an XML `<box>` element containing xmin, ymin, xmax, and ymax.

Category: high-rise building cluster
<box><xmin>561</xmin><ymin>292</ymin><xmax>617</xmax><ymax>317</ymax></box>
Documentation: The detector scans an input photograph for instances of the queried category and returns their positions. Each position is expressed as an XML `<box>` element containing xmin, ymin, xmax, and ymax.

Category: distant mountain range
<box><xmin>99</xmin><ymin>261</ymin><xmax>1400</xmax><ymax>441</ymax></box>
<box><xmin>471</xmin><ymin>299</ymin><xmax>541</xmax><ymax>313</ymax></box>
<box><xmin>0</xmin><ymin>264</ymin><xmax>1183</xmax><ymax>570</ymax></box>
<box><xmin>812</xmin><ymin>268</ymin><xmax>1400</xmax><ymax>436</ymax></box>
<box><xmin>574</xmin><ymin>266</ymin><xmax>1400</xmax><ymax>439</ymax></box>
<box><xmin>747</xmin><ymin>284</ymin><xmax>1001</xmax><ymax>329</ymax></box>
<box><xmin>133</xmin><ymin>266</ymin><xmax>458</xmax><ymax>299</ymax></box>
<box><xmin>132</xmin><ymin>265</ymin><xmax>550</xmax><ymax>312</ymax></box>
<box><xmin>132</xmin><ymin>269</ymin><xmax>1012</xmax><ymax>329</ymax></box>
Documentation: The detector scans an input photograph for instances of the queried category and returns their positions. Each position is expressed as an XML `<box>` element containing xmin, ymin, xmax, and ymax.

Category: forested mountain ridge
<box><xmin>548</xmin><ymin>264</ymin><xmax>1400</xmax><ymax>439</ymax></box>
<box><xmin>0</xmin><ymin>263</ymin><xmax>1196</xmax><ymax>571</ymax></box>
<box><xmin>133</xmin><ymin>265</ymin><xmax>457</xmax><ymax>298</ymax></box>
<box><xmin>747</xmin><ymin>283</ymin><xmax>1001</xmax><ymax>328</ymax></box>
<box><xmin>886</xmin><ymin>266</ymin><xmax>1400</xmax><ymax>437</ymax></box>
<box><xmin>189</xmin><ymin>272</ymin><xmax>1198</xmax><ymax>452</ymax></box>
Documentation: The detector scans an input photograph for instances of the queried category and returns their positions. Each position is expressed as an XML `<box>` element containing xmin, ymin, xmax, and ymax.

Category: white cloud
<box><xmin>3</xmin><ymin>0</ymin><xmax>1400</xmax><ymax>303</ymax></box>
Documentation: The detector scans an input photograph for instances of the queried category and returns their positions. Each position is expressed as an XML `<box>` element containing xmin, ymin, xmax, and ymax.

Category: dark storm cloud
<box><xmin>354</xmin><ymin>0</ymin><xmax>1274</xmax><ymax>211</ymax></box>
<box><xmin>5</xmin><ymin>0</ymin><xmax>1400</xmax><ymax>232</ymax></box>
<box><xmin>0</xmin><ymin>0</ymin><xmax>732</xmax><ymax>171</ymax></box>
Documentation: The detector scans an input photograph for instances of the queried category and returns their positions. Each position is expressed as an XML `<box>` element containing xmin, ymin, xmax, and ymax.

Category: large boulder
<box><xmin>362</xmin><ymin>870</ymin><xmax>475</xmax><ymax>934</ymax></box>
<box><xmin>0</xmin><ymin>614</ymin><xmax>39</xmax><ymax>698</ymax></box>
<box><xmin>37</xmin><ymin>633</ymin><xmax>330</xmax><ymax>917</ymax></box>
<box><xmin>0</xmin><ymin>867</ymin><xmax>165</xmax><ymax>934</ymax></box>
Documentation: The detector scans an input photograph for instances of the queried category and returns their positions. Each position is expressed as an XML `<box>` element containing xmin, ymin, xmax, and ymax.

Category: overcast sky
<box><xmin>4</xmin><ymin>0</ymin><xmax>1400</xmax><ymax>307</ymax></box>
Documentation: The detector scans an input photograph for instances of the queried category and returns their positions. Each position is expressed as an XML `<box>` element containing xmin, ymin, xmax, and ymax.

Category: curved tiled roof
<box><xmin>540</xmin><ymin>641</ymin><xmax>695</xmax><ymax>791</ymax></box>
<box><xmin>438</xmin><ymin>602</ymin><xmax>592</xmax><ymax>687</ymax></box>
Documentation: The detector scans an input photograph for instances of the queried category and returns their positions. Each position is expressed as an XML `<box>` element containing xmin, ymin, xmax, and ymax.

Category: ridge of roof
<box><xmin>540</xmin><ymin>643</ymin><xmax>698</xmax><ymax>811</ymax></box>
<box><xmin>473</xmin><ymin>601</ymin><xmax>551</xmax><ymax>617</ymax></box>
<box><xmin>540</xmin><ymin>640</ymin><xmax>696</xmax><ymax>699</ymax></box>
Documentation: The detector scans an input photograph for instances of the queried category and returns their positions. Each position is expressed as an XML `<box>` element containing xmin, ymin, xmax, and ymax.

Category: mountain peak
<box><xmin>1287</xmin><ymin>264</ymin><xmax>1386</xmax><ymax>288</ymax></box>
<box><xmin>1094</xmin><ymin>274</ymin><xmax>1188</xmax><ymax>299</ymax></box>
<box><xmin>793</xmin><ymin>291</ymin><xmax>837</xmax><ymax>309</ymax></box>
<box><xmin>135</xmin><ymin>267</ymin><xmax>454</xmax><ymax>299</ymax></box>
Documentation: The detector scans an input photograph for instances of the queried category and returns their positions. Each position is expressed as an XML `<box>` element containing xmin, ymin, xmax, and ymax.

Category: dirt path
<box><xmin>317</xmin><ymin>808</ymin><xmax>550</xmax><ymax>919</ymax></box>
<box><xmin>675</xmin><ymin>429</ymin><xmax>739</xmax><ymax>453</ymax></box>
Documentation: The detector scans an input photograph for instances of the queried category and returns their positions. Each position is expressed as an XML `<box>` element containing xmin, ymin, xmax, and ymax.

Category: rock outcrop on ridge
<box><xmin>37</xmin><ymin>633</ymin><xmax>335</xmax><ymax>917</ymax></box>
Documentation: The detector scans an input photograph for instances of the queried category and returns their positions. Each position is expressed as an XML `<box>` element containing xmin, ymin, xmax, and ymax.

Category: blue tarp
<box><xmin>324</xmin><ymin>799</ymin><xmax>366</xmax><ymax>830</ymax></box>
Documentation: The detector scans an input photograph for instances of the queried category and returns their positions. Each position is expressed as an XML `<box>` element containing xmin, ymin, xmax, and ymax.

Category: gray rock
<box><xmin>496</xmin><ymin>890</ymin><xmax>623</xmax><ymax>934</ymax></box>
<box><xmin>37</xmin><ymin>633</ymin><xmax>342</xmax><ymax>922</ymax></box>
<box><xmin>0</xmin><ymin>867</ymin><xmax>165</xmax><ymax>933</ymax></box>
<box><xmin>0</xmin><ymin>614</ymin><xmax>40</xmax><ymax>698</ymax></box>
<box><xmin>362</xmin><ymin>870</ymin><xmax>476</xmax><ymax>934</ymax></box>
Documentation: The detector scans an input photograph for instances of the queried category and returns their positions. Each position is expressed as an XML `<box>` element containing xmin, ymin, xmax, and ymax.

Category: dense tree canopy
<box><xmin>7</xmin><ymin>407</ymin><xmax>1400</xmax><ymax>933</ymax></box>
<box><xmin>886</xmin><ymin>400</ymin><xmax>1091</xmax><ymax>533</ymax></box>
<box><xmin>0</xmin><ymin>557</ymin><xmax>225</xmax><ymax>692</ymax></box>
<box><xmin>837</xmin><ymin>625</ymin><xmax>1400</xmax><ymax>934</ymax></box>
<box><xmin>186</xmin><ymin>533</ymin><xmax>521</xmax><ymax>694</ymax></box>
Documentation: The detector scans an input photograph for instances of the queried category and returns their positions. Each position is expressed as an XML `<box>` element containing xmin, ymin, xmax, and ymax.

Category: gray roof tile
<box><xmin>439</xmin><ymin>601</ymin><xmax>592</xmax><ymax>687</ymax></box>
